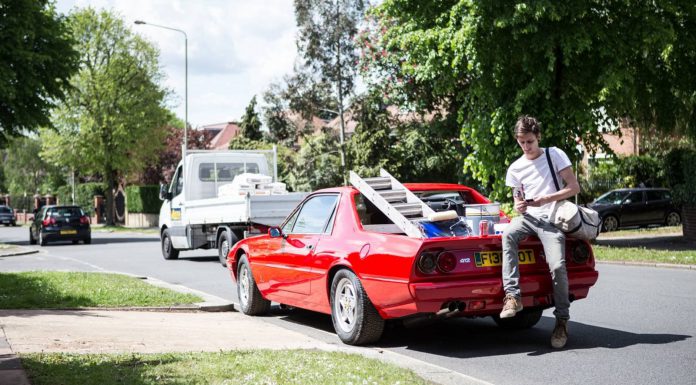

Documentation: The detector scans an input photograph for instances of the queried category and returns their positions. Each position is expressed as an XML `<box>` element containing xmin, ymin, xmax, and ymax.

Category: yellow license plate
<box><xmin>474</xmin><ymin>249</ymin><xmax>535</xmax><ymax>267</ymax></box>
<box><xmin>60</xmin><ymin>230</ymin><xmax>77</xmax><ymax>235</ymax></box>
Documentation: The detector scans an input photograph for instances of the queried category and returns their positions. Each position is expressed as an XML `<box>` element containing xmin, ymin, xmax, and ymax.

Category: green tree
<box><xmin>262</xmin><ymin>82</ymin><xmax>297</xmax><ymax>146</ymax></box>
<box><xmin>2</xmin><ymin>136</ymin><xmax>64</xmax><ymax>196</ymax></box>
<box><xmin>41</xmin><ymin>8</ymin><xmax>169</xmax><ymax>225</ymax></box>
<box><xmin>368</xmin><ymin>0</ymin><xmax>696</xmax><ymax>200</ymax></box>
<box><xmin>0</xmin><ymin>0</ymin><xmax>78</xmax><ymax>146</ymax></box>
<box><xmin>239</xmin><ymin>96</ymin><xmax>263</xmax><ymax>141</ymax></box>
<box><xmin>290</xmin><ymin>131</ymin><xmax>343</xmax><ymax>191</ymax></box>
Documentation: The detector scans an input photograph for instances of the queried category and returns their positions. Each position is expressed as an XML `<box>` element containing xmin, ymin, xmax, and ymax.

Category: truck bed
<box><xmin>183</xmin><ymin>192</ymin><xmax>308</xmax><ymax>226</ymax></box>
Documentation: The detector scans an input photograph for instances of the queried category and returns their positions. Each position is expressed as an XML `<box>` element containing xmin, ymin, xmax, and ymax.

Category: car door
<box><xmin>264</xmin><ymin>194</ymin><xmax>339</xmax><ymax>296</ymax></box>
<box><xmin>31</xmin><ymin>207</ymin><xmax>48</xmax><ymax>239</ymax></box>
<box><xmin>620</xmin><ymin>191</ymin><xmax>646</xmax><ymax>226</ymax></box>
<box><xmin>645</xmin><ymin>190</ymin><xmax>668</xmax><ymax>224</ymax></box>
<box><xmin>167</xmin><ymin>165</ymin><xmax>188</xmax><ymax>248</ymax></box>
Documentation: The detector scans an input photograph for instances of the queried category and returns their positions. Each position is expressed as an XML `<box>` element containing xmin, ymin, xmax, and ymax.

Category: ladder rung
<box><xmin>379</xmin><ymin>189</ymin><xmax>407</xmax><ymax>203</ymax></box>
<box><xmin>363</xmin><ymin>177</ymin><xmax>392</xmax><ymax>190</ymax></box>
<box><xmin>393</xmin><ymin>203</ymin><xmax>422</xmax><ymax>217</ymax></box>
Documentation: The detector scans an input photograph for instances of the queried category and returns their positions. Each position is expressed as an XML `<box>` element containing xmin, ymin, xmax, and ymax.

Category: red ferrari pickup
<box><xmin>227</xmin><ymin>183</ymin><xmax>599</xmax><ymax>345</ymax></box>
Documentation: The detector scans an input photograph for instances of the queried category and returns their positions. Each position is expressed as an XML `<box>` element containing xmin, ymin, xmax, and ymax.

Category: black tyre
<box><xmin>601</xmin><ymin>215</ymin><xmax>619</xmax><ymax>232</ymax></box>
<box><xmin>84</xmin><ymin>236</ymin><xmax>91</xmax><ymax>245</ymax></box>
<box><xmin>330</xmin><ymin>269</ymin><xmax>385</xmax><ymax>345</ymax></box>
<box><xmin>161</xmin><ymin>229</ymin><xmax>179</xmax><ymax>260</ymax></box>
<box><xmin>39</xmin><ymin>231</ymin><xmax>47</xmax><ymax>246</ymax></box>
<box><xmin>492</xmin><ymin>308</ymin><xmax>543</xmax><ymax>330</ymax></box>
<box><xmin>218</xmin><ymin>230</ymin><xmax>238</xmax><ymax>267</ymax></box>
<box><xmin>665</xmin><ymin>211</ymin><xmax>681</xmax><ymax>227</ymax></box>
<box><xmin>29</xmin><ymin>229</ymin><xmax>37</xmax><ymax>245</ymax></box>
<box><xmin>237</xmin><ymin>255</ymin><xmax>270</xmax><ymax>315</ymax></box>
<box><xmin>72</xmin><ymin>240</ymin><xmax>79</xmax><ymax>244</ymax></box>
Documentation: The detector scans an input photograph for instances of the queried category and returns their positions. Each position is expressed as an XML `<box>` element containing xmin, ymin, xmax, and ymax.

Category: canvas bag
<box><xmin>545</xmin><ymin>148</ymin><xmax>601</xmax><ymax>241</ymax></box>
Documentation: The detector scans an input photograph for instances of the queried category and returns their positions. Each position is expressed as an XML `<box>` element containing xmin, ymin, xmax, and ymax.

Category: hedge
<box><xmin>126</xmin><ymin>185</ymin><xmax>161</xmax><ymax>214</ymax></box>
<box><xmin>665</xmin><ymin>148</ymin><xmax>696</xmax><ymax>206</ymax></box>
<box><xmin>55</xmin><ymin>183</ymin><xmax>106</xmax><ymax>212</ymax></box>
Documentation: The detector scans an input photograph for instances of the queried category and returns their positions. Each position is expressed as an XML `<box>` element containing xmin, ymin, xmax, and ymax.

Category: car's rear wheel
<box><xmin>29</xmin><ymin>229</ymin><xmax>36</xmax><ymax>245</ymax></box>
<box><xmin>330</xmin><ymin>269</ymin><xmax>384</xmax><ymax>345</ymax></box>
<box><xmin>492</xmin><ymin>308</ymin><xmax>543</xmax><ymax>330</ymax></box>
<box><xmin>237</xmin><ymin>255</ymin><xmax>270</xmax><ymax>315</ymax></box>
<box><xmin>39</xmin><ymin>231</ymin><xmax>47</xmax><ymax>246</ymax></box>
<box><xmin>161</xmin><ymin>229</ymin><xmax>179</xmax><ymax>260</ymax></box>
<box><xmin>217</xmin><ymin>230</ymin><xmax>238</xmax><ymax>267</ymax></box>
<box><xmin>602</xmin><ymin>215</ymin><xmax>619</xmax><ymax>232</ymax></box>
<box><xmin>665</xmin><ymin>211</ymin><xmax>681</xmax><ymax>227</ymax></box>
<box><xmin>72</xmin><ymin>240</ymin><xmax>79</xmax><ymax>244</ymax></box>
<box><xmin>84</xmin><ymin>236</ymin><xmax>91</xmax><ymax>244</ymax></box>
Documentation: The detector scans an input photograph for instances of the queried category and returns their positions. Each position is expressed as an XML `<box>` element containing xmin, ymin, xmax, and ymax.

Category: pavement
<box><xmin>0</xmin><ymin>245</ymin><xmax>488</xmax><ymax>385</ymax></box>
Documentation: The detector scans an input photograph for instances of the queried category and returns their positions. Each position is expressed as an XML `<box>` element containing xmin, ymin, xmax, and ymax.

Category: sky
<box><xmin>55</xmin><ymin>0</ymin><xmax>300</xmax><ymax>128</ymax></box>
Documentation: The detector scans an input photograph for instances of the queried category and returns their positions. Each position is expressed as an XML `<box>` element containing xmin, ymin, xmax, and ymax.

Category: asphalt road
<box><xmin>2</xmin><ymin>226</ymin><xmax>695</xmax><ymax>385</ymax></box>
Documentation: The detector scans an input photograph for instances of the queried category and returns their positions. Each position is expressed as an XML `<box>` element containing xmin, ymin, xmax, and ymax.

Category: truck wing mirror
<box><xmin>269</xmin><ymin>226</ymin><xmax>285</xmax><ymax>238</ymax></box>
<box><xmin>159</xmin><ymin>184</ymin><xmax>172</xmax><ymax>201</ymax></box>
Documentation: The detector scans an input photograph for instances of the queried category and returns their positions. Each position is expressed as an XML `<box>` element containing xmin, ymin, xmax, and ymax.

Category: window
<box><xmin>48</xmin><ymin>207</ymin><xmax>84</xmax><ymax>218</ymax></box>
<box><xmin>198</xmin><ymin>162</ymin><xmax>261</xmax><ymax>182</ymax></box>
<box><xmin>623</xmin><ymin>191</ymin><xmax>643</xmax><ymax>204</ymax></box>
<box><xmin>0</xmin><ymin>207</ymin><xmax>11</xmax><ymax>214</ymax></box>
<box><xmin>596</xmin><ymin>191</ymin><xmax>629</xmax><ymax>204</ymax></box>
<box><xmin>290</xmin><ymin>195</ymin><xmax>339</xmax><ymax>234</ymax></box>
<box><xmin>646</xmin><ymin>190</ymin><xmax>664</xmax><ymax>202</ymax></box>
<box><xmin>172</xmin><ymin>166</ymin><xmax>184</xmax><ymax>197</ymax></box>
<box><xmin>354</xmin><ymin>193</ymin><xmax>394</xmax><ymax>226</ymax></box>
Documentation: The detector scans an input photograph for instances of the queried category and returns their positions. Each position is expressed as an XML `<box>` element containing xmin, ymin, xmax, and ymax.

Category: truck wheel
<box><xmin>161</xmin><ymin>229</ymin><xmax>179</xmax><ymax>260</ymax></box>
<box><xmin>492</xmin><ymin>308</ymin><xmax>543</xmax><ymax>330</ymax></box>
<box><xmin>237</xmin><ymin>255</ymin><xmax>270</xmax><ymax>315</ymax></box>
<box><xmin>218</xmin><ymin>230</ymin><xmax>238</xmax><ymax>267</ymax></box>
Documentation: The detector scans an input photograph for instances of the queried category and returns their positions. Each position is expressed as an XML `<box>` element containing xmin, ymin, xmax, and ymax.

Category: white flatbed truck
<box><xmin>158</xmin><ymin>148</ymin><xmax>307</xmax><ymax>265</ymax></box>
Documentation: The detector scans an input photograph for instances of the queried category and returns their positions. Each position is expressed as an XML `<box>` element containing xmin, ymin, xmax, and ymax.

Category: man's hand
<box><xmin>514</xmin><ymin>198</ymin><xmax>528</xmax><ymax>214</ymax></box>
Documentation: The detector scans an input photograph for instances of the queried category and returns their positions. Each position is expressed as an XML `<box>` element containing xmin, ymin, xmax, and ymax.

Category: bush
<box><xmin>665</xmin><ymin>148</ymin><xmax>696</xmax><ymax>206</ymax></box>
<box><xmin>55</xmin><ymin>183</ymin><xmax>106</xmax><ymax>211</ymax></box>
<box><xmin>126</xmin><ymin>185</ymin><xmax>161</xmax><ymax>214</ymax></box>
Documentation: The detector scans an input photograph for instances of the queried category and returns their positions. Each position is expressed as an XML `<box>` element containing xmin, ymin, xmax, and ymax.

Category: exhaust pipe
<box><xmin>436</xmin><ymin>301</ymin><xmax>465</xmax><ymax>317</ymax></box>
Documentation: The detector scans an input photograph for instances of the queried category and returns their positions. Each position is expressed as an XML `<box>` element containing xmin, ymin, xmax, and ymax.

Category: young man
<box><xmin>501</xmin><ymin>115</ymin><xmax>580</xmax><ymax>349</ymax></box>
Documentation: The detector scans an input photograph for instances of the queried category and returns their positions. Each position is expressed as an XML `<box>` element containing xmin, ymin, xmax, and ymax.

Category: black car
<box><xmin>0</xmin><ymin>205</ymin><xmax>17</xmax><ymax>226</ymax></box>
<box><xmin>29</xmin><ymin>205</ymin><xmax>91</xmax><ymax>246</ymax></box>
<box><xmin>587</xmin><ymin>188</ymin><xmax>681</xmax><ymax>232</ymax></box>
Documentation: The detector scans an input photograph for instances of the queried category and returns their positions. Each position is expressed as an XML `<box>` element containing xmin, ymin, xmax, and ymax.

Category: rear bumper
<box><xmin>379</xmin><ymin>270</ymin><xmax>599</xmax><ymax>318</ymax></box>
<box><xmin>42</xmin><ymin>228</ymin><xmax>91</xmax><ymax>242</ymax></box>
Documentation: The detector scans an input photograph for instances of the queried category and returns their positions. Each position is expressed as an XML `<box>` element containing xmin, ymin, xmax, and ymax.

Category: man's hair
<box><xmin>514</xmin><ymin>115</ymin><xmax>541</xmax><ymax>136</ymax></box>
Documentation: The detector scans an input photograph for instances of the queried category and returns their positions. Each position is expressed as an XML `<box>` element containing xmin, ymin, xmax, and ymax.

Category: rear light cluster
<box><xmin>417</xmin><ymin>250</ymin><xmax>458</xmax><ymax>274</ymax></box>
<box><xmin>572</xmin><ymin>242</ymin><xmax>591</xmax><ymax>264</ymax></box>
<box><xmin>79</xmin><ymin>215</ymin><xmax>90</xmax><ymax>224</ymax></box>
<box><xmin>42</xmin><ymin>217</ymin><xmax>56</xmax><ymax>226</ymax></box>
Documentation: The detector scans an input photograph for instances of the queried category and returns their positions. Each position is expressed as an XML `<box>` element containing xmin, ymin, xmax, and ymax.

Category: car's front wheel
<box><xmin>665</xmin><ymin>211</ymin><xmax>681</xmax><ymax>227</ymax></box>
<box><xmin>492</xmin><ymin>308</ymin><xmax>543</xmax><ymax>330</ymax></box>
<box><xmin>217</xmin><ymin>230</ymin><xmax>238</xmax><ymax>267</ymax></box>
<box><xmin>161</xmin><ymin>229</ymin><xmax>179</xmax><ymax>260</ymax></box>
<box><xmin>601</xmin><ymin>215</ymin><xmax>619</xmax><ymax>232</ymax></box>
<box><xmin>237</xmin><ymin>255</ymin><xmax>270</xmax><ymax>315</ymax></box>
<box><xmin>330</xmin><ymin>269</ymin><xmax>384</xmax><ymax>345</ymax></box>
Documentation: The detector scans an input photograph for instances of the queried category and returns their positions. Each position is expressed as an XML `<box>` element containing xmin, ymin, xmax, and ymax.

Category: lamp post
<box><xmin>134</xmin><ymin>20</ymin><xmax>188</xmax><ymax>159</ymax></box>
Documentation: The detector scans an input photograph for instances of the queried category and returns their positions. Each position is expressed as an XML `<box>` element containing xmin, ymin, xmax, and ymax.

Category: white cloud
<box><xmin>56</xmin><ymin>0</ymin><xmax>299</xmax><ymax>127</ymax></box>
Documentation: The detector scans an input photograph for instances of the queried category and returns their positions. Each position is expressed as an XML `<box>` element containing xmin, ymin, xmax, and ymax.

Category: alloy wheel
<box><xmin>333</xmin><ymin>277</ymin><xmax>357</xmax><ymax>333</ymax></box>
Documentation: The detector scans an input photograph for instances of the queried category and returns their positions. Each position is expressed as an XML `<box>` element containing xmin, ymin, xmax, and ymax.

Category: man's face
<box><xmin>516</xmin><ymin>132</ymin><xmax>541</xmax><ymax>158</ymax></box>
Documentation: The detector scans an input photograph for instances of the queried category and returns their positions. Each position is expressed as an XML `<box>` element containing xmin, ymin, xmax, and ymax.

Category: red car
<box><xmin>226</xmin><ymin>183</ymin><xmax>599</xmax><ymax>345</ymax></box>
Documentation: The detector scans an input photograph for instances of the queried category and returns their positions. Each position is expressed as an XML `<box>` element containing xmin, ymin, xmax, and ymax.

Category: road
<box><xmin>2</xmin><ymin>226</ymin><xmax>695</xmax><ymax>385</ymax></box>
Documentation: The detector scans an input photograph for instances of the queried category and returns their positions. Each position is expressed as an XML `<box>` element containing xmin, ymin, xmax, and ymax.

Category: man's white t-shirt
<box><xmin>505</xmin><ymin>147</ymin><xmax>572</xmax><ymax>219</ymax></box>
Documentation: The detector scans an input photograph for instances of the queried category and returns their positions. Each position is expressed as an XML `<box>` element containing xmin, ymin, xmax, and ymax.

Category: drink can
<box><xmin>479</xmin><ymin>220</ymin><xmax>489</xmax><ymax>236</ymax></box>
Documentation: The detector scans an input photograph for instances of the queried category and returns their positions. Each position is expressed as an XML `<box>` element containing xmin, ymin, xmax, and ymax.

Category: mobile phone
<box><xmin>525</xmin><ymin>198</ymin><xmax>534</xmax><ymax>203</ymax></box>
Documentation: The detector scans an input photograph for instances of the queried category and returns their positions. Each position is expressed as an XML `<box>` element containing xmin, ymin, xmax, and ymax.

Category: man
<box><xmin>501</xmin><ymin>115</ymin><xmax>580</xmax><ymax>349</ymax></box>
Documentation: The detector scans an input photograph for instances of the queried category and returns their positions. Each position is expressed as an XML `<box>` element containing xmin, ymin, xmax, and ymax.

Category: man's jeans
<box><xmin>502</xmin><ymin>214</ymin><xmax>570</xmax><ymax>320</ymax></box>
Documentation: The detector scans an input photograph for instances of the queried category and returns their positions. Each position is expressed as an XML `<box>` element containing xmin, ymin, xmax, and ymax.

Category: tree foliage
<box><xmin>41</xmin><ymin>8</ymin><xmax>169</xmax><ymax>225</ymax></box>
<box><xmin>367</xmin><ymin>0</ymin><xmax>696</xmax><ymax>200</ymax></box>
<box><xmin>0</xmin><ymin>0</ymin><xmax>78</xmax><ymax>146</ymax></box>
<box><xmin>290</xmin><ymin>131</ymin><xmax>343</xmax><ymax>191</ymax></box>
<box><xmin>239</xmin><ymin>96</ymin><xmax>263</xmax><ymax>141</ymax></box>
<box><xmin>1</xmin><ymin>136</ymin><xmax>64</xmax><ymax>195</ymax></box>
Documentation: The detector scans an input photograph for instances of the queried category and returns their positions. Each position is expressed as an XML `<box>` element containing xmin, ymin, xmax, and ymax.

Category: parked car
<box><xmin>226</xmin><ymin>183</ymin><xmax>599</xmax><ymax>345</ymax></box>
<box><xmin>587</xmin><ymin>188</ymin><xmax>681</xmax><ymax>232</ymax></box>
<box><xmin>29</xmin><ymin>205</ymin><xmax>91</xmax><ymax>246</ymax></box>
<box><xmin>0</xmin><ymin>205</ymin><xmax>17</xmax><ymax>226</ymax></box>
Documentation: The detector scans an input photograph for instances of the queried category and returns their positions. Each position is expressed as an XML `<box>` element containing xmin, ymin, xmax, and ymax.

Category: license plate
<box><xmin>474</xmin><ymin>249</ymin><xmax>535</xmax><ymax>267</ymax></box>
<box><xmin>60</xmin><ymin>230</ymin><xmax>77</xmax><ymax>235</ymax></box>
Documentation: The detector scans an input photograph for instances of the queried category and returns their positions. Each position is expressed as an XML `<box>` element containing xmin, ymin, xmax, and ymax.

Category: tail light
<box><xmin>436</xmin><ymin>251</ymin><xmax>457</xmax><ymax>273</ymax></box>
<box><xmin>42</xmin><ymin>217</ymin><xmax>56</xmax><ymax>226</ymax></box>
<box><xmin>79</xmin><ymin>215</ymin><xmax>90</xmax><ymax>224</ymax></box>
<box><xmin>572</xmin><ymin>242</ymin><xmax>591</xmax><ymax>264</ymax></box>
<box><xmin>417</xmin><ymin>252</ymin><xmax>437</xmax><ymax>274</ymax></box>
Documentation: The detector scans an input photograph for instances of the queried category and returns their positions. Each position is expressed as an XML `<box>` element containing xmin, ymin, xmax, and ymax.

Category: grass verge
<box><xmin>0</xmin><ymin>272</ymin><xmax>201</xmax><ymax>309</ymax></box>
<box><xmin>593</xmin><ymin>245</ymin><xmax>695</xmax><ymax>265</ymax></box>
<box><xmin>21</xmin><ymin>350</ymin><xmax>430</xmax><ymax>385</ymax></box>
<box><xmin>596</xmin><ymin>225</ymin><xmax>682</xmax><ymax>238</ymax></box>
<box><xmin>92</xmin><ymin>225</ymin><xmax>158</xmax><ymax>234</ymax></box>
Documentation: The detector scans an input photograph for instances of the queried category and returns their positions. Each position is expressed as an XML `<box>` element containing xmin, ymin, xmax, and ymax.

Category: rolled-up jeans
<box><xmin>502</xmin><ymin>213</ymin><xmax>570</xmax><ymax>320</ymax></box>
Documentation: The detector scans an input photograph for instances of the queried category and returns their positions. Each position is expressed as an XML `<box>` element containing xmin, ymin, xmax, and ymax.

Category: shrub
<box><xmin>665</xmin><ymin>148</ymin><xmax>696</xmax><ymax>206</ymax></box>
<box><xmin>126</xmin><ymin>185</ymin><xmax>161</xmax><ymax>214</ymax></box>
<box><xmin>55</xmin><ymin>183</ymin><xmax>106</xmax><ymax>211</ymax></box>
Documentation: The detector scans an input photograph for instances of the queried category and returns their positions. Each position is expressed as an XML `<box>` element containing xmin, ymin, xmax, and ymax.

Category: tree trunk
<box><xmin>104</xmin><ymin>168</ymin><xmax>117</xmax><ymax>226</ymax></box>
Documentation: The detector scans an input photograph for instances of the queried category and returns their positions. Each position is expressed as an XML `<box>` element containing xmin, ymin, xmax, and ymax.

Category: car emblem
<box><xmin>460</xmin><ymin>258</ymin><xmax>471</xmax><ymax>263</ymax></box>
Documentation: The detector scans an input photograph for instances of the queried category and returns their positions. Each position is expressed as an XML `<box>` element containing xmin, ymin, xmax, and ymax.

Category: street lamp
<box><xmin>134</xmin><ymin>20</ymin><xmax>188</xmax><ymax>159</ymax></box>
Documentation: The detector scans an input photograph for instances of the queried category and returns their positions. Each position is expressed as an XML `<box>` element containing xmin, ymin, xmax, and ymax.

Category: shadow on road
<box><xmin>4</xmin><ymin>237</ymin><xmax>158</xmax><ymax>247</ymax></box>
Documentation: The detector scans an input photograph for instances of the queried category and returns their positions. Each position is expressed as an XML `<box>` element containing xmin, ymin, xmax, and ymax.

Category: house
<box><xmin>199</xmin><ymin>122</ymin><xmax>241</xmax><ymax>150</ymax></box>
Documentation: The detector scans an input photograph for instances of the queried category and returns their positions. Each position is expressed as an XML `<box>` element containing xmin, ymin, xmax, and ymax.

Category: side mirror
<box><xmin>159</xmin><ymin>184</ymin><xmax>172</xmax><ymax>201</ymax></box>
<box><xmin>269</xmin><ymin>226</ymin><xmax>284</xmax><ymax>238</ymax></box>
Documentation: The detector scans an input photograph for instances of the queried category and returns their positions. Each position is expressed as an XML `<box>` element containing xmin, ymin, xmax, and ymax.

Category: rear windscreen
<box><xmin>0</xmin><ymin>207</ymin><xmax>11</xmax><ymax>213</ymax></box>
<box><xmin>48</xmin><ymin>207</ymin><xmax>84</xmax><ymax>218</ymax></box>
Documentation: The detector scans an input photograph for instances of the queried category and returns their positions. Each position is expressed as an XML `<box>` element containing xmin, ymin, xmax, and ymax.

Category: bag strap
<box><xmin>545</xmin><ymin>147</ymin><xmax>561</xmax><ymax>192</ymax></box>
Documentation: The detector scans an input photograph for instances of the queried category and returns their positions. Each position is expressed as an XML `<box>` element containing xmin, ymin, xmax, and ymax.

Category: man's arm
<box><xmin>528</xmin><ymin>166</ymin><xmax>581</xmax><ymax>206</ymax></box>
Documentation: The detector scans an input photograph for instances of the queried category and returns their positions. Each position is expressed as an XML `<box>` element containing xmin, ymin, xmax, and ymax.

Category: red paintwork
<box><xmin>227</xmin><ymin>184</ymin><xmax>599</xmax><ymax>320</ymax></box>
